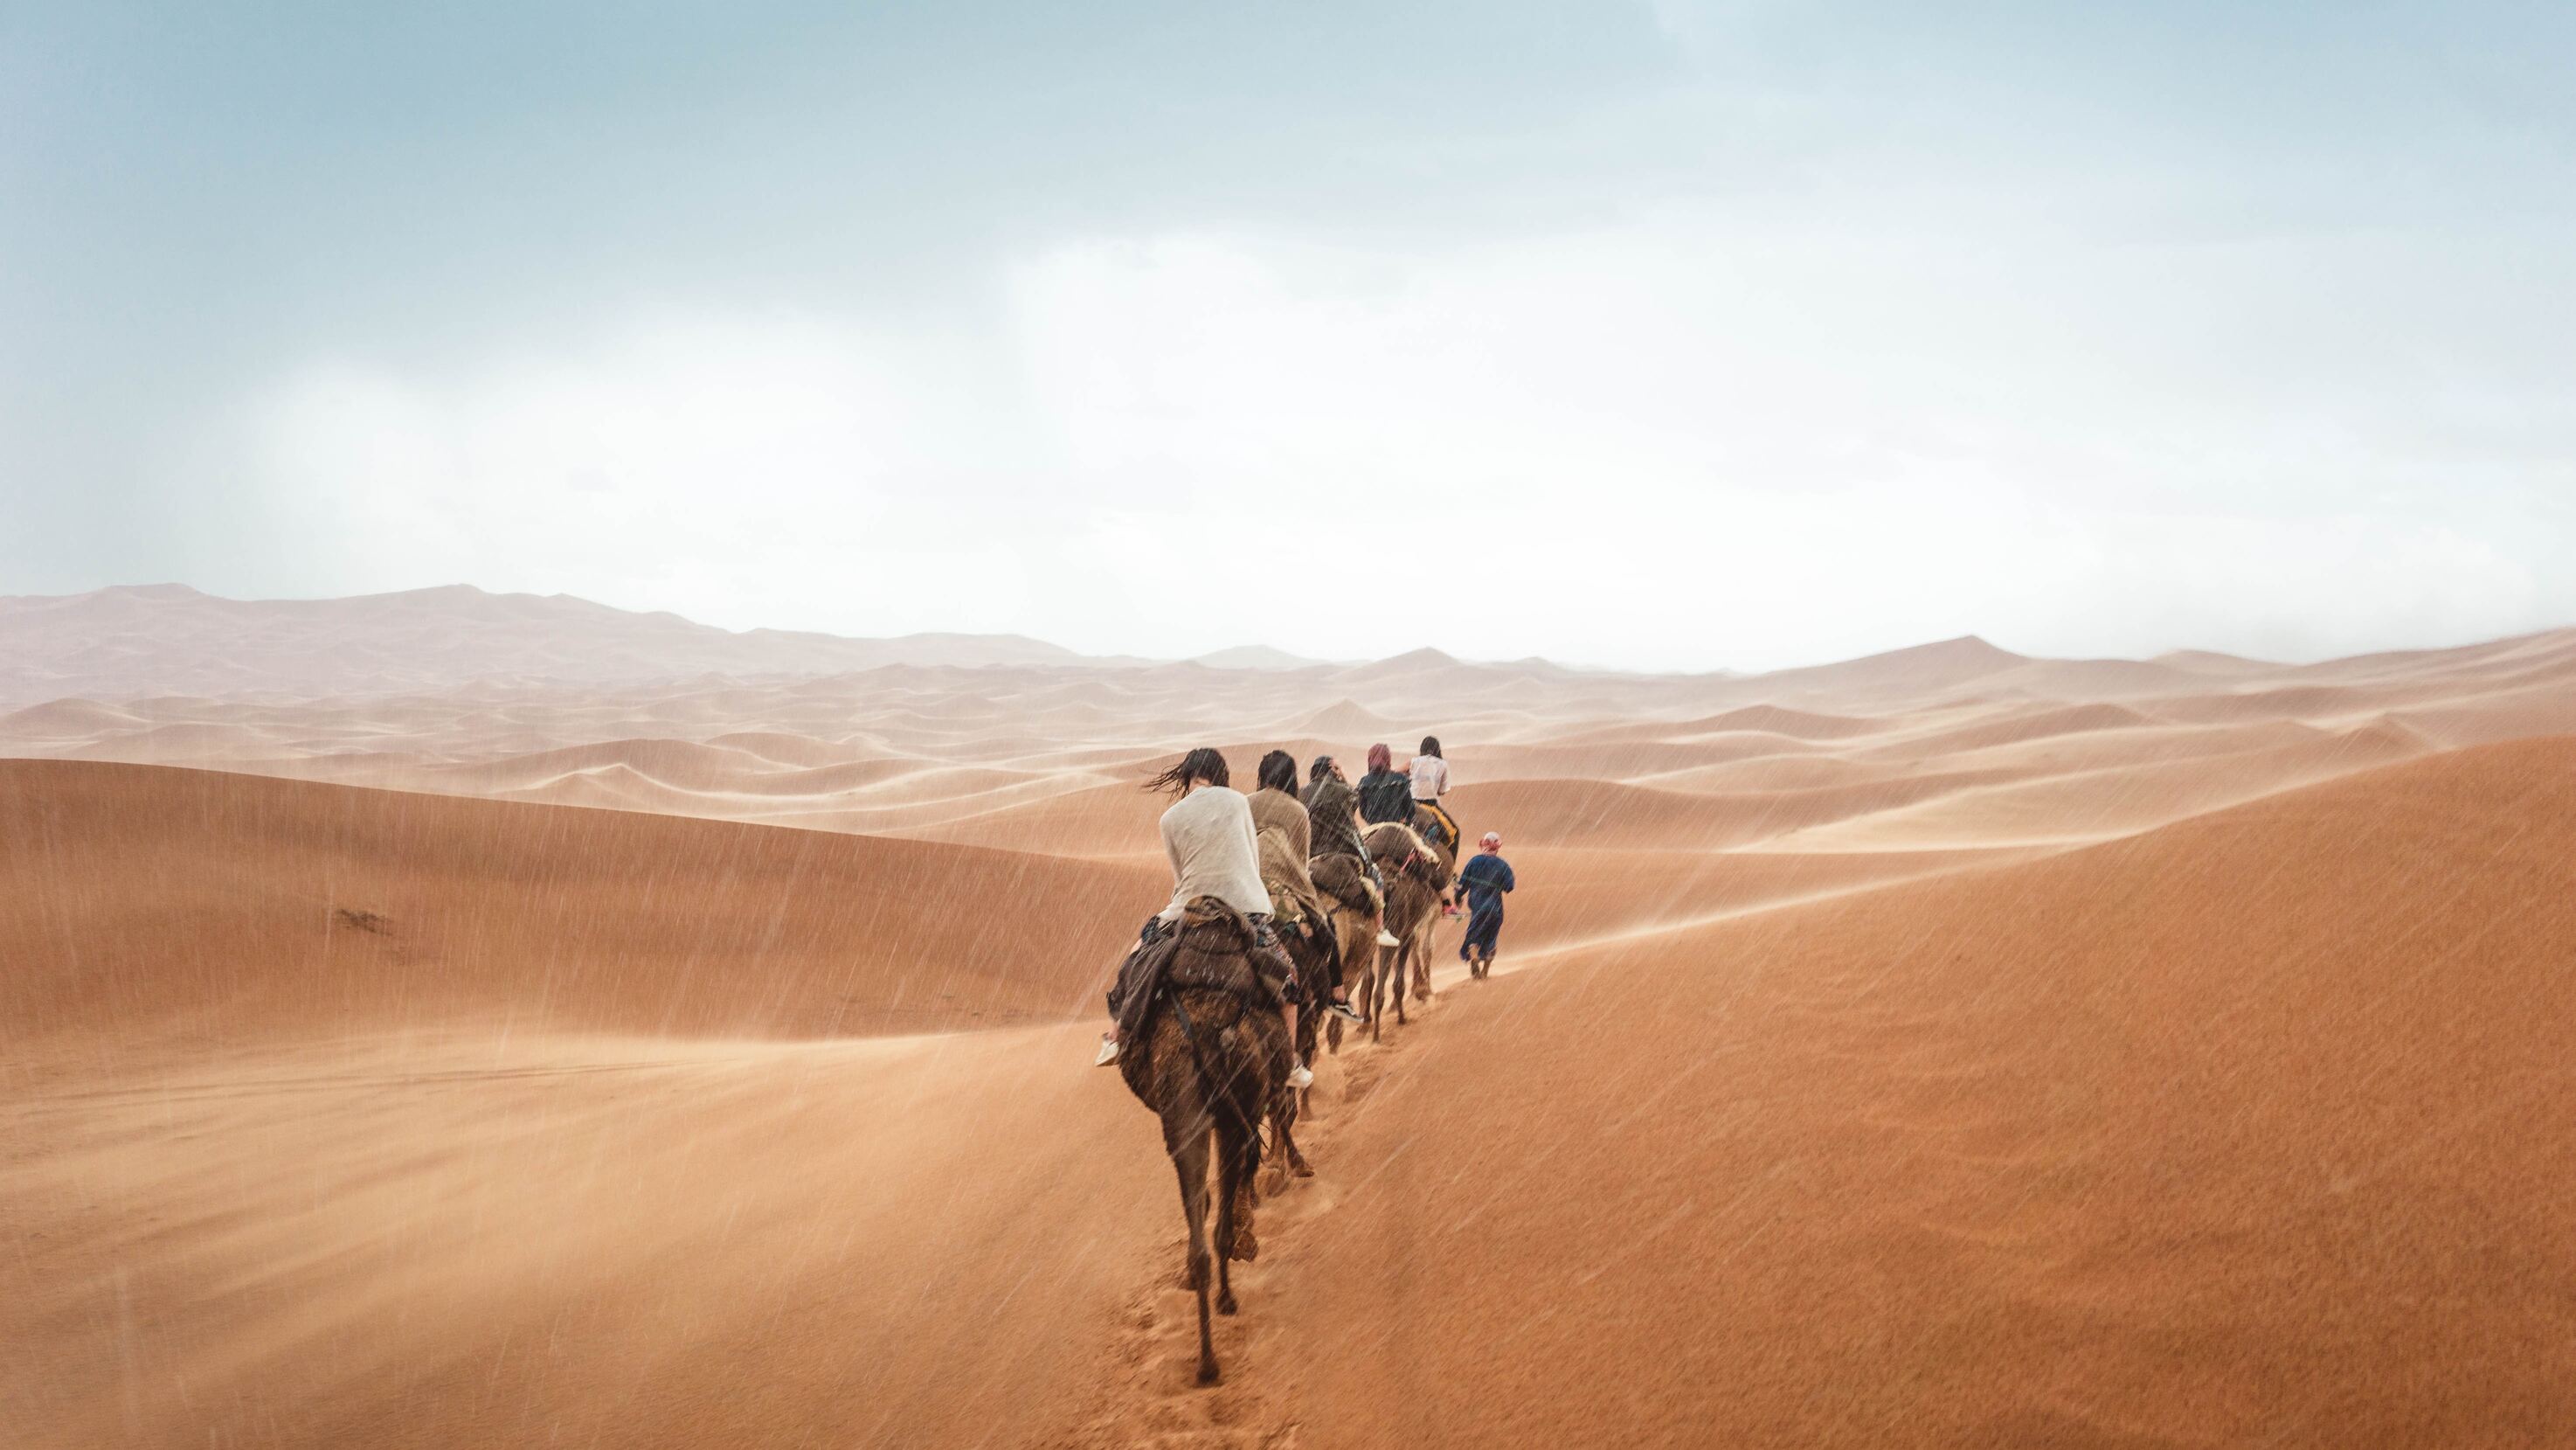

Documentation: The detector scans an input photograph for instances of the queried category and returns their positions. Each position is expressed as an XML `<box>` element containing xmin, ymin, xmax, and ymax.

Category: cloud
<box><xmin>211</xmin><ymin>219</ymin><xmax>2574</xmax><ymax>669</ymax></box>
<box><xmin>998</xmin><ymin>223</ymin><xmax>2571</xmax><ymax>666</ymax></box>
<box><xmin>232</xmin><ymin>311</ymin><xmax>1043</xmax><ymax>635</ymax></box>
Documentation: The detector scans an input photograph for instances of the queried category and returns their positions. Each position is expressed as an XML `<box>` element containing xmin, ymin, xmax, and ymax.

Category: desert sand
<box><xmin>6</xmin><ymin>586</ymin><xmax>2576</xmax><ymax>1447</ymax></box>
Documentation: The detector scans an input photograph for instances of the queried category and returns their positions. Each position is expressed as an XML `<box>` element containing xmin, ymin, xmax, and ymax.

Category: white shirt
<box><xmin>1158</xmin><ymin>785</ymin><xmax>1274</xmax><ymax>923</ymax></box>
<box><xmin>1409</xmin><ymin>754</ymin><xmax>1450</xmax><ymax>801</ymax></box>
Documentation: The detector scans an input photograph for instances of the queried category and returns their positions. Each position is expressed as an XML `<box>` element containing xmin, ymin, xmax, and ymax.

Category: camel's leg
<box><xmin>1273</xmin><ymin>1089</ymin><xmax>1312</xmax><ymax>1177</ymax></box>
<box><xmin>1390</xmin><ymin>938</ymin><xmax>1409</xmax><ymax>1025</ymax></box>
<box><xmin>1268</xmin><ymin>1044</ymin><xmax>1307</xmax><ymax>1176</ymax></box>
<box><xmin>1326</xmin><ymin>918</ymin><xmax>1352</xmax><ymax>1054</ymax></box>
<box><xmin>1350</xmin><ymin>940</ymin><xmax>1371</xmax><ymax>1032</ymax></box>
<box><xmin>1213</xmin><ymin>1120</ymin><xmax>1243</xmax><ymax>1315</ymax></box>
<box><xmin>1298</xmin><ymin>994</ymin><xmax>1319</xmax><ymax>1127</ymax></box>
<box><xmin>1368</xmin><ymin>941</ymin><xmax>1387</xmax><ymax>1042</ymax></box>
<box><xmin>1167</xmin><ymin>1114</ymin><xmax>1218</xmax><ymax>1385</ymax></box>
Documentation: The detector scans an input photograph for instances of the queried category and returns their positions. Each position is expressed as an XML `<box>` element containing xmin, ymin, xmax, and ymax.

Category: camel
<box><xmin>1310</xmin><ymin>853</ymin><xmax>1387</xmax><ymax>1058</ymax></box>
<box><xmin>1265</xmin><ymin>907</ymin><xmax>1338</xmax><ymax>1178</ymax></box>
<box><xmin>1356</xmin><ymin>816</ymin><xmax>1455</xmax><ymax>1039</ymax></box>
<box><xmin>1115</xmin><ymin>899</ymin><xmax>1291</xmax><ymax>1386</ymax></box>
<box><xmin>1402</xmin><ymin>802</ymin><xmax>1459</xmax><ymax>1003</ymax></box>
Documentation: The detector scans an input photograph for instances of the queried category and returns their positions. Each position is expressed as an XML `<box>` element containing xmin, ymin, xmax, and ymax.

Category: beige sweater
<box><xmin>1158</xmin><ymin>785</ymin><xmax>1274</xmax><ymax>924</ymax></box>
<box><xmin>1246</xmin><ymin>787</ymin><xmax>1315</xmax><ymax>892</ymax></box>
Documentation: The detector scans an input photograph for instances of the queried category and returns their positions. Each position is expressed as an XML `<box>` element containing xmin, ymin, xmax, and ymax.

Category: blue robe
<box><xmin>1457</xmin><ymin>852</ymin><xmax>1515</xmax><ymax>958</ymax></box>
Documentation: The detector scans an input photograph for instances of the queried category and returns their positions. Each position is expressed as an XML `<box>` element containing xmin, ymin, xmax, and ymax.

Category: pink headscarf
<box><xmin>1366</xmin><ymin>743</ymin><xmax>1392</xmax><ymax>774</ymax></box>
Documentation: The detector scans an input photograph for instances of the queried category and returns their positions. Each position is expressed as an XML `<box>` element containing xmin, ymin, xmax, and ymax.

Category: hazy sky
<box><xmin>6</xmin><ymin>2</ymin><xmax>2573</xmax><ymax>669</ymax></box>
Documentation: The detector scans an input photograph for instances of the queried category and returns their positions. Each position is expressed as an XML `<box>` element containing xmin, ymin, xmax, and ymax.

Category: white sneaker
<box><xmin>1287</xmin><ymin>1060</ymin><xmax>1314</xmax><ymax>1090</ymax></box>
<box><xmin>1375</xmin><ymin>928</ymin><xmax>1402</xmax><ymax>947</ymax></box>
<box><xmin>1095</xmin><ymin>1033</ymin><xmax>1120</xmax><ymax>1067</ymax></box>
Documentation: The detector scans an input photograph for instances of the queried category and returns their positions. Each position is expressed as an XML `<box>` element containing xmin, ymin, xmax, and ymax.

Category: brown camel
<box><xmin>1116</xmin><ymin>900</ymin><xmax>1291</xmax><ymax>1386</ymax></box>
<box><xmin>1403</xmin><ymin>802</ymin><xmax>1460</xmax><ymax>1003</ymax></box>
<box><xmin>1309</xmin><ymin>852</ymin><xmax>1386</xmax><ymax>1058</ymax></box>
<box><xmin>1265</xmin><ymin>912</ymin><xmax>1337</xmax><ymax>1178</ymax></box>
<box><xmin>1359</xmin><ymin>819</ymin><xmax>1454</xmax><ymax>1038</ymax></box>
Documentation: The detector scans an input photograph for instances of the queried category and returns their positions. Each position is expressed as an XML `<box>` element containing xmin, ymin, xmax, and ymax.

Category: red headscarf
<box><xmin>1366</xmin><ymin>743</ymin><xmax>1392</xmax><ymax>773</ymax></box>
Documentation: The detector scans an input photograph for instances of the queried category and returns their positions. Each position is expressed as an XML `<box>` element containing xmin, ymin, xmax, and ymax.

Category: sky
<box><xmin>4</xmin><ymin>2</ymin><xmax>2573</xmax><ymax>671</ymax></box>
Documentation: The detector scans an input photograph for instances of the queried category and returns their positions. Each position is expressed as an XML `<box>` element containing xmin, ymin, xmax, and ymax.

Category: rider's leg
<box><xmin>1362</xmin><ymin>875</ymin><xmax>1399</xmax><ymax>948</ymax></box>
<box><xmin>1252</xmin><ymin>913</ymin><xmax>1315</xmax><ymax>1087</ymax></box>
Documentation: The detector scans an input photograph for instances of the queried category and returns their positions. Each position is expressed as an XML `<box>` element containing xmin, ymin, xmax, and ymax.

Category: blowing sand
<box><xmin>6</xmin><ymin>613</ymin><xmax>2576</xmax><ymax>1447</ymax></box>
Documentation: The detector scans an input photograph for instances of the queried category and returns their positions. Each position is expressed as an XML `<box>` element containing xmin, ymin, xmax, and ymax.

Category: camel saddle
<box><xmin>1307</xmin><ymin>851</ymin><xmax>1380</xmax><ymax>917</ymax></box>
<box><xmin>1107</xmin><ymin>897</ymin><xmax>1285</xmax><ymax>1103</ymax></box>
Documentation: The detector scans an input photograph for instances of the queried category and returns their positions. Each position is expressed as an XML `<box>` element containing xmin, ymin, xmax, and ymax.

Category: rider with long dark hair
<box><xmin>1098</xmin><ymin>747</ymin><xmax>1319</xmax><ymax>1087</ymax></box>
<box><xmin>1250</xmin><ymin>750</ymin><xmax>1368</xmax><ymax>1021</ymax></box>
<box><xmin>1356</xmin><ymin>742</ymin><xmax>1414</xmax><ymax>825</ymax></box>
<box><xmin>1303</xmin><ymin>754</ymin><xmax>1402</xmax><ymax>949</ymax></box>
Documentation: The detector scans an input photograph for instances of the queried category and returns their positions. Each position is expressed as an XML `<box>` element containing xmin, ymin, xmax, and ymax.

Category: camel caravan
<box><xmin>1098</xmin><ymin>738</ymin><xmax>1514</xmax><ymax>1384</ymax></box>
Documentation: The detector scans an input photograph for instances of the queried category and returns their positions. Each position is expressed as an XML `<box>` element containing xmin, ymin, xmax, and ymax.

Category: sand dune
<box><xmin>1686</xmin><ymin>702</ymin><xmax>1887</xmax><ymax>739</ymax></box>
<box><xmin>8</xmin><ymin>606</ymin><xmax>2576</xmax><ymax>1447</ymax></box>
<box><xmin>1135</xmin><ymin>739</ymin><xmax>2576</xmax><ymax>1447</ymax></box>
<box><xmin>1777</xmin><ymin>718</ymin><xmax>2435</xmax><ymax>850</ymax></box>
<box><xmin>0</xmin><ymin>760</ymin><xmax>1160</xmax><ymax>1045</ymax></box>
<box><xmin>1856</xmin><ymin>699</ymin><xmax>2164</xmax><ymax>759</ymax></box>
<box><xmin>3</xmin><ymin>1026</ymin><xmax>1172</xmax><ymax>1450</ymax></box>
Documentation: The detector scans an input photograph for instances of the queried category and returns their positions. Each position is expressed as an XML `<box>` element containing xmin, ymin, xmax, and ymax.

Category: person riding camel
<box><xmin>1409</xmin><ymin>735</ymin><xmax>1458</xmax><ymax>854</ymax></box>
<box><xmin>1457</xmin><ymin>830</ymin><xmax>1516</xmax><ymax>975</ymax></box>
<box><xmin>1298</xmin><ymin>753</ymin><xmax>1331</xmax><ymax>808</ymax></box>
<box><xmin>1304</xmin><ymin>754</ymin><xmax>1403</xmax><ymax>950</ymax></box>
<box><xmin>1356</xmin><ymin>743</ymin><xmax>1414</xmax><ymax>826</ymax></box>
<box><xmin>1249</xmin><ymin>750</ymin><xmax>1368</xmax><ymax>1024</ymax></box>
<box><xmin>1405</xmin><ymin>734</ymin><xmax>1463</xmax><ymax>914</ymax></box>
<box><xmin>1096</xmin><ymin>748</ymin><xmax>1328</xmax><ymax>1087</ymax></box>
<box><xmin>1310</xmin><ymin>754</ymin><xmax>1404</xmax><ymax>948</ymax></box>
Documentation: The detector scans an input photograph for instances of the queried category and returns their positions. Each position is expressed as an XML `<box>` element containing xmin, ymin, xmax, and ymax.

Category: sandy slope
<box><xmin>0</xmin><ymin>760</ymin><xmax>1160</xmax><ymax>1047</ymax></box>
<box><xmin>4</xmin><ymin>1026</ymin><xmax>1176</xmax><ymax>1450</ymax></box>
<box><xmin>7</xmin><ymin>613</ymin><xmax>2576</xmax><ymax>1447</ymax></box>
<box><xmin>1084</xmin><ymin>740</ymin><xmax>2576</xmax><ymax>1447</ymax></box>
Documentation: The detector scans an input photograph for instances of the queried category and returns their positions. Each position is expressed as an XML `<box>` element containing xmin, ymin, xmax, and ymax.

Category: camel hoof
<box><xmin>1197</xmin><ymin>1360</ymin><xmax>1221</xmax><ymax>1387</ymax></box>
<box><xmin>1217</xmin><ymin>1291</ymin><xmax>1238</xmax><ymax>1315</ymax></box>
<box><xmin>1292</xmin><ymin>1159</ymin><xmax>1315</xmax><ymax>1178</ymax></box>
